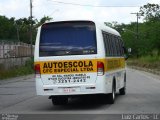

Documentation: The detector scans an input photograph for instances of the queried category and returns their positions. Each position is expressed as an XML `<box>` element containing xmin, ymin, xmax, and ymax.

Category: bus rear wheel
<box><xmin>119</xmin><ymin>73</ymin><xmax>126</xmax><ymax>95</ymax></box>
<box><xmin>52</xmin><ymin>96</ymin><xmax>68</xmax><ymax>105</ymax></box>
<box><xmin>107</xmin><ymin>82</ymin><xmax>115</xmax><ymax>104</ymax></box>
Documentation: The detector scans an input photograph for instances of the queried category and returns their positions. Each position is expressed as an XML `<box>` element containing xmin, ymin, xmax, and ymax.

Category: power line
<box><xmin>48</xmin><ymin>0</ymin><xmax>140</xmax><ymax>8</ymax></box>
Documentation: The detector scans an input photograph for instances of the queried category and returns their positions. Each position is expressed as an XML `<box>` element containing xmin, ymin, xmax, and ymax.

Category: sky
<box><xmin>0</xmin><ymin>0</ymin><xmax>159</xmax><ymax>24</ymax></box>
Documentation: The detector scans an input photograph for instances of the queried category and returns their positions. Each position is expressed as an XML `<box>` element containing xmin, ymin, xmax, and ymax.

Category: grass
<box><xmin>0</xmin><ymin>58</ymin><xmax>34</xmax><ymax>80</ymax></box>
<box><xmin>127</xmin><ymin>55</ymin><xmax>160</xmax><ymax>71</ymax></box>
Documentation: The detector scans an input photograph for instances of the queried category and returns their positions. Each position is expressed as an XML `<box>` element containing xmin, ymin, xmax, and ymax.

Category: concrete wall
<box><xmin>0</xmin><ymin>57</ymin><xmax>31</xmax><ymax>70</ymax></box>
<box><xmin>0</xmin><ymin>41</ymin><xmax>34</xmax><ymax>70</ymax></box>
<box><xmin>0</xmin><ymin>45</ymin><xmax>33</xmax><ymax>58</ymax></box>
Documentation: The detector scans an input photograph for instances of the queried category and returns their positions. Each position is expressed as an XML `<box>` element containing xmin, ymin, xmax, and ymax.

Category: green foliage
<box><xmin>127</xmin><ymin>55</ymin><xmax>160</xmax><ymax>70</ymax></box>
<box><xmin>104</xmin><ymin>3</ymin><xmax>160</xmax><ymax>58</ymax></box>
<box><xmin>140</xmin><ymin>3</ymin><xmax>160</xmax><ymax>22</ymax></box>
<box><xmin>0</xmin><ymin>58</ymin><xmax>34</xmax><ymax>80</ymax></box>
<box><xmin>0</xmin><ymin>15</ymin><xmax>52</xmax><ymax>44</ymax></box>
<box><xmin>0</xmin><ymin>16</ymin><xmax>17</xmax><ymax>40</ymax></box>
<box><xmin>139</xmin><ymin>55</ymin><xmax>160</xmax><ymax>63</ymax></box>
<box><xmin>35</xmin><ymin>16</ymin><xmax>52</xmax><ymax>28</ymax></box>
<box><xmin>121</xmin><ymin>20</ymin><xmax>160</xmax><ymax>57</ymax></box>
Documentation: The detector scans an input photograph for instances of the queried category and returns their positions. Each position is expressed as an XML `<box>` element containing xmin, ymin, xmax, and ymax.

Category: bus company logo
<box><xmin>40</xmin><ymin>60</ymin><xmax>96</xmax><ymax>74</ymax></box>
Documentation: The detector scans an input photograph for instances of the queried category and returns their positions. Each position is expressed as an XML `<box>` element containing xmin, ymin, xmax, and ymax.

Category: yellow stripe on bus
<box><xmin>106</xmin><ymin>58</ymin><xmax>125</xmax><ymax>71</ymax></box>
<box><xmin>35</xmin><ymin>58</ymin><xmax>125</xmax><ymax>74</ymax></box>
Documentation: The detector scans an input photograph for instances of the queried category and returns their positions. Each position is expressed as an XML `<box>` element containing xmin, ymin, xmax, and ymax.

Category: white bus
<box><xmin>34</xmin><ymin>20</ymin><xmax>126</xmax><ymax>105</ymax></box>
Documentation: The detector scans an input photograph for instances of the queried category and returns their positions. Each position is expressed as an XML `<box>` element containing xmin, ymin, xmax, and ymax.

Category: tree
<box><xmin>0</xmin><ymin>15</ymin><xmax>52</xmax><ymax>44</ymax></box>
<box><xmin>140</xmin><ymin>3</ymin><xmax>160</xmax><ymax>22</ymax></box>
<box><xmin>0</xmin><ymin>16</ymin><xmax>17</xmax><ymax>40</ymax></box>
<box><xmin>36</xmin><ymin>16</ymin><xmax>52</xmax><ymax>28</ymax></box>
<box><xmin>104</xmin><ymin>21</ymin><xmax>119</xmax><ymax>28</ymax></box>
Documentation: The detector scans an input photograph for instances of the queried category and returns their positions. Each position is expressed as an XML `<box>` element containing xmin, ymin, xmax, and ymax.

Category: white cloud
<box><xmin>37</xmin><ymin>0</ymin><xmax>148</xmax><ymax>23</ymax></box>
<box><xmin>148</xmin><ymin>0</ymin><xmax>160</xmax><ymax>4</ymax></box>
<box><xmin>0</xmin><ymin>0</ymin><xmax>159</xmax><ymax>23</ymax></box>
<box><xmin>0</xmin><ymin>0</ymin><xmax>29</xmax><ymax>18</ymax></box>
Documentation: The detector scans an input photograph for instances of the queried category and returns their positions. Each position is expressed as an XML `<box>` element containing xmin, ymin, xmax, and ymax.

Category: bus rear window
<box><xmin>39</xmin><ymin>21</ymin><xmax>97</xmax><ymax>57</ymax></box>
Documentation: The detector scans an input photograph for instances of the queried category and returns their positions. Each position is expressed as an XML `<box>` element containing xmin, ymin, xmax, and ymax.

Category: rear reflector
<box><xmin>86</xmin><ymin>87</ymin><xmax>96</xmax><ymax>89</ymax></box>
<box><xmin>34</xmin><ymin>64</ymin><xmax>41</xmax><ymax>78</ymax></box>
<box><xmin>44</xmin><ymin>89</ymin><xmax>53</xmax><ymax>91</ymax></box>
<box><xmin>97</xmin><ymin>61</ymin><xmax>104</xmax><ymax>76</ymax></box>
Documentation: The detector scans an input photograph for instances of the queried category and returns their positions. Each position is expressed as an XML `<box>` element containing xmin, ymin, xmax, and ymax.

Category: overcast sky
<box><xmin>0</xmin><ymin>0</ymin><xmax>159</xmax><ymax>24</ymax></box>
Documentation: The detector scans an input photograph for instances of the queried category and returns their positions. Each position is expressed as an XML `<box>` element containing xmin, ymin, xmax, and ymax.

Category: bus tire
<box><xmin>107</xmin><ymin>80</ymin><xmax>115</xmax><ymax>104</ymax></box>
<box><xmin>52</xmin><ymin>96</ymin><xmax>68</xmax><ymax>105</ymax></box>
<box><xmin>119</xmin><ymin>73</ymin><xmax>126</xmax><ymax>95</ymax></box>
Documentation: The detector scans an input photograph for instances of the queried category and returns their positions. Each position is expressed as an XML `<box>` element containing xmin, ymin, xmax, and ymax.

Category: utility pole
<box><xmin>131</xmin><ymin>12</ymin><xmax>142</xmax><ymax>39</ymax></box>
<box><xmin>30</xmin><ymin>0</ymin><xmax>33</xmax><ymax>57</ymax></box>
<box><xmin>131</xmin><ymin>12</ymin><xmax>142</xmax><ymax>57</ymax></box>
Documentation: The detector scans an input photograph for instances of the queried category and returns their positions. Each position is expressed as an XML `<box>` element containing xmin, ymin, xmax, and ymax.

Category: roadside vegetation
<box><xmin>106</xmin><ymin>3</ymin><xmax>160</xmax><ymax>72</ymax></box>
<box><xmin>127</xmin><ymin>55</ymin><xmax>160</xmax><ymax>72</ymax></box>
<box><xmin>0</xmin><ymin>58</ymin><xmax>34</xmax><ymax>80</ymax></box>
<box><xmin>125</xmin><ymin>3</ymin><xmax>160</xmax><ymax>72</ymax></box>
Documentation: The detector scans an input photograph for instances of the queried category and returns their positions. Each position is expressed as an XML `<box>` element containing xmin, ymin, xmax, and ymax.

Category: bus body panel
<box><xmin>34</xmin><ymin>20</ymin><xmax>126</xmax><ymax>97</ymax></box>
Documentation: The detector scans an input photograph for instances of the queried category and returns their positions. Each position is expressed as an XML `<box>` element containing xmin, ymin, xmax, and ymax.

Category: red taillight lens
<box><xmin>97</xmin><ymin>61</ymin><xmax>104</xmax><ymax>76</ymax></box>
<box><xmin>34</xmin><ymin>64</ymin><xmax>41</xmax><ymax>78</ymax></box>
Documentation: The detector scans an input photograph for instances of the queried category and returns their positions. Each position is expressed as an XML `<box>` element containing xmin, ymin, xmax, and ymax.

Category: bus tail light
<box><xmin>97</xmin><ymin>61</ymin><xmax>104</xmax><ymax>76</ymax></box>
<box><xmin>35</xmin><ymin>64</ymin><xmax>41</xmax><ymax>78</ymax></box>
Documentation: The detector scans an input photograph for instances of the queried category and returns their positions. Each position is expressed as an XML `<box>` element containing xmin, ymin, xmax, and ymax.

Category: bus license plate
<box><xmin>59</xmin><ymin>87</ymin><xmax>80</xmax><ymax>93</ymax></box>
<box><xmin>64</xmin><ymin>88</ymin><xmax>75</xmax><ymax>93</ymax></box>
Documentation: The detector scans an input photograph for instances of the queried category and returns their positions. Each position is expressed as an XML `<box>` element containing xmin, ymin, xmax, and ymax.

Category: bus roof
<box><xmin>44</xmin><ymin>20</ymin><xmax>120</xmax><ymax>37</ymax></box>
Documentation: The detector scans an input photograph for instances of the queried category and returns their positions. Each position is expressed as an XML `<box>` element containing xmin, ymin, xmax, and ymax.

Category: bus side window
<box><xmin>102</xmin><ymin>32</ymin><xmax>108</xmax><ymax>56</ymax></box>
<box><xmin>119</xmin><ymin>38</ymin><xmax>125</xmax><ymax>56</ymax></box>
<box><xmin>106</xmin><ymin>34</ymin><xmax>112</xmax><ymax>56</ymax></box>
<box><xmin>102</xmin><ymin>31</ymin><xmax>112</xmax><ymax>56</ymax></box>
<box><xmin>117</xmin><ymin>37</ymin><xmax>122</xmax><ymax>56</ymax></box>
<box><xmin>105</xmin><ymin>34</ymin><xmax>110</xmax><ymax>56</ymax></box>
<box><xmin>108</xmin><ymin>35</ymin><xmax>114</xmax><ymax>56</ymax></box>
<box><xmin>111</xmin><ymin>35</ymin><xmax>118</xmax><ymax>56</ymax></box>
<box><xmin>102</xmin><ymin>31</ymin><xmax>124</xmax><ymax>57</ymax></box>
